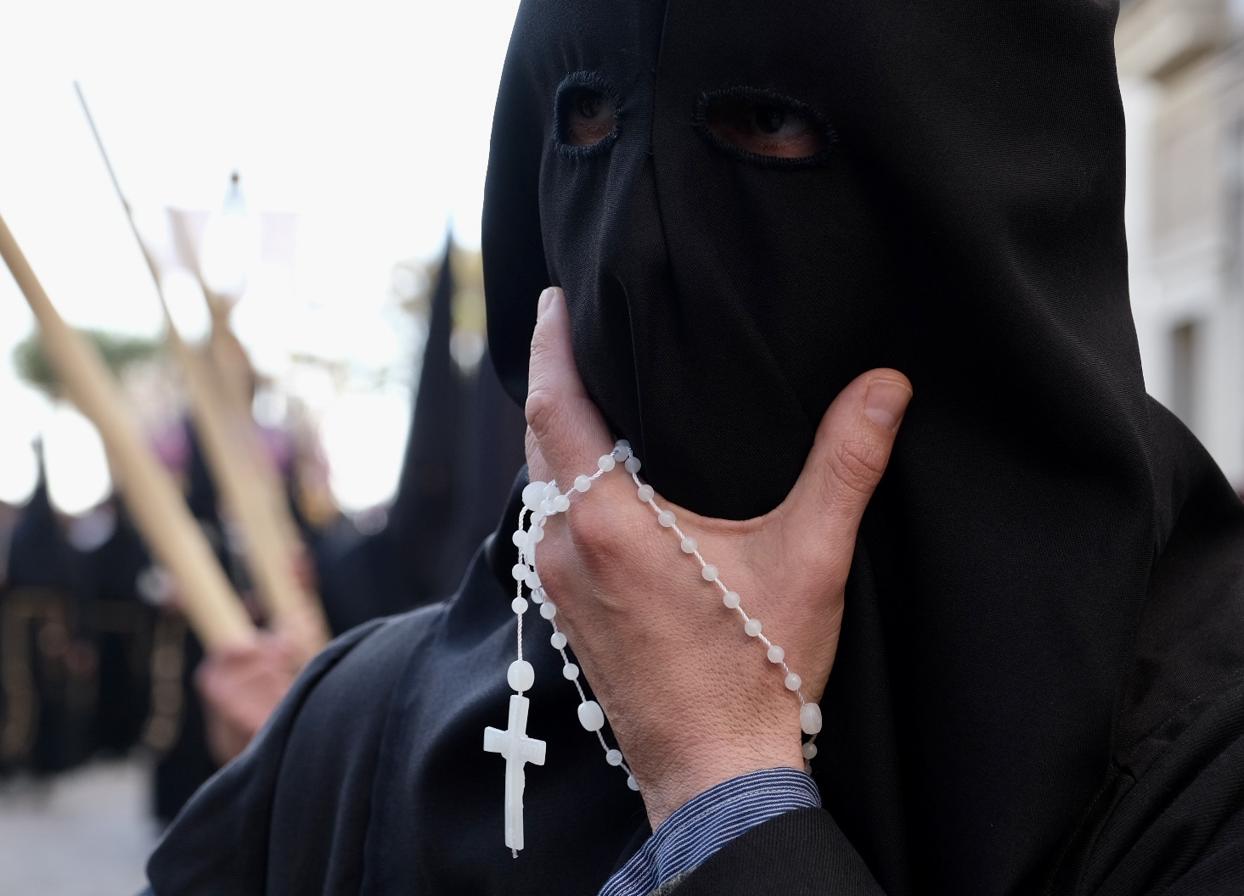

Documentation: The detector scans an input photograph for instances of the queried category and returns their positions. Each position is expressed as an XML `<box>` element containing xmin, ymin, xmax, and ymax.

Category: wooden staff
<box><xmin>200</xmin><ymin>297</ymin><xmax>308</xmax><ymax>578</ymax></box>
<box><xmin>167</xmin><ymin>196</ymin><xmax>308</xmax><ymax>565</ymax></box>
<box><xmin>75</xmin><ymin>85</ymin><xmax>329</xmax><ymax>657</ymax></box>
<box><xmin>0</xmin><ymin>213</ymin><xmax>253</xmax><ymax>649</ymax></box>
<box><xmin>169</xmin><ymin>203</ymin><xmax>322</xmax><ymax>623</ymax></box>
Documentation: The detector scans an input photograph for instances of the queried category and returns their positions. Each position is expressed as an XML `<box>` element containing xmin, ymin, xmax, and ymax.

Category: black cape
<box><xmin>148</xmin><ymin>0</ymin><xmax>1244</xmax><ymax>892</ymax></box>
<box><xmin>147</xmin><ymin>432</ymin><xmax>1244</xmax><ymax>895</ymax></box>
<box><xmin>147</xmin><ymin>481</ymin><xmax>649</xmax><ymax>894</ymax></box>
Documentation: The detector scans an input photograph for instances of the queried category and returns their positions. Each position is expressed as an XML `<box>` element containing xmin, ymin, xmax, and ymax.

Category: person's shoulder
<box><xmin>321</xmin><ymin>605</ymin><xmax>445</xmax><ymax>676</ymax></box>
<box><xmin>293</xmin><ymin>605</ymin><xmax>446</xmax><ymax>723</ymax></box>
<box><xmin>146</xmin><ymin>606</ymin><xmax>451</xmax><ymax>894</ymax></box>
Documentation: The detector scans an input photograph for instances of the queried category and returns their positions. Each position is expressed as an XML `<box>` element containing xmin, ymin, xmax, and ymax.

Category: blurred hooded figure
<box><xmin>147</xmin><ymin>2</ymin><xmax>1244</xmax><ymax>894</ymax></box>
<box><xmin>317</xmin><ymin>239</ymin><xmax>474</xmax><ymax>629</ymax></box>
<box><xmin>0</xmin><ymin>444</ymin><xmax>95</xmax><ymax>775</ymax></box>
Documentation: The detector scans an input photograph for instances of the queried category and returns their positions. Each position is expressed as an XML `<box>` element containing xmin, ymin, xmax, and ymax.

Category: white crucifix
<box><xmin>484</xmin><ymin>693</ymin><xmax>547</xmax><ymax>855</ymax></box>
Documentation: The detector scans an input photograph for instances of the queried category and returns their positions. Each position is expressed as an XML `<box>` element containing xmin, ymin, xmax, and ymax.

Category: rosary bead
<box><xmin>506</xmin><ymin>439</ymin><xmax>826</xmax><ymax>809</ymax></box>
<box><xmin>577</xmin><ymin>700</ymin><xmax>605</xmax><ymax>732</ymax></box>
<box><xmin>800</xmin><ymin>703</ymin><xmax>823</xmax><ymax>736</ymax></box>
<box><xmin>522</xmin><ymin>481</ymin><xmax>546</xmax><ymax>510</ymax></box>
<box><xmin>507</xmin><ymin>660</ymin><xmax>535</xmax><ymax>692</ymax></box>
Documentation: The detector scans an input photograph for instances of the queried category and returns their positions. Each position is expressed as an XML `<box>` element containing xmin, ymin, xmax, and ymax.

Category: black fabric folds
<box><xmin>147</xmin><ymin>2</ymin><xmax>1244</xmax><ymax>894</ymax></box>
<box><xmin>481</xmin><ymin>0</ymin><xmax>1244</xmax><ymax>891</ymax></box>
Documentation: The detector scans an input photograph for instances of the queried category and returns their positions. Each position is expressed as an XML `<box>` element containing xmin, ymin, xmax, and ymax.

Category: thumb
<box><xmin>782</xmin><ymin>369</ymin><xmax>911</xmax><ymax>550</ymax></box>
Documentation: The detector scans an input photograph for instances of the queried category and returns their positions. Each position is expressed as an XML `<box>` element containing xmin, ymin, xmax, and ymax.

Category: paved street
<box><xmin>0</xmin><ymin>758</ymin><xmax>157</xmax><ymax>895</ymax></box>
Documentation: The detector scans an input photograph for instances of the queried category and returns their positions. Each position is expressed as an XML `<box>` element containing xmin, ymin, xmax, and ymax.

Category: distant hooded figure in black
<box><xmin>146</xmin><ymin>1</ymin><xmax>1244</xmax><ymax>894</ymax></box>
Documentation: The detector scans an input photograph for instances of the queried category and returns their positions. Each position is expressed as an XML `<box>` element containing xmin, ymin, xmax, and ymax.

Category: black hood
<box><xmin>481</xmin><ymin>2</ymin><xmax>1244</xmax><ymax>892</ymax></box>
<box><xmin>483</xmin><ymin>0</ymin><xmax>1138</xmax><ymax>521</ymax></box>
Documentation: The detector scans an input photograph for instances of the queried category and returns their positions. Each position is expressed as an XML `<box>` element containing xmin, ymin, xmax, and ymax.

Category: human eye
<box><xmin>555</xmin><ymin>74</ymin><xmax>619</xmax><ymax>153</ymax></box>
<box><xmin>700</xmin><ymin>89</ymin><xmax>832</xmax><ymax>164</ymax></box>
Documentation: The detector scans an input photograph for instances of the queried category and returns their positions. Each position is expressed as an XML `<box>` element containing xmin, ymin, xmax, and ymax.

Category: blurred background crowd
<box><xmin>0</xmin><ymin>0</ymin><xmax>1241</xmax><ymax>892</ymax></box>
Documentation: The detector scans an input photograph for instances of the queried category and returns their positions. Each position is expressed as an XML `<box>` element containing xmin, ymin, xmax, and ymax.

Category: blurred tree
<box><xmin>13</xmin><ymin>330</ymin><xmax>162</xmax><ymax>397</ymax></box>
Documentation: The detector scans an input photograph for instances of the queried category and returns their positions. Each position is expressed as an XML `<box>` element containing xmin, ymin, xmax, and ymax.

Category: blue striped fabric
<box><xmin>598</xmin><ymin>768</ymin><xmax>823</xmax><ymax>896</ymax></box>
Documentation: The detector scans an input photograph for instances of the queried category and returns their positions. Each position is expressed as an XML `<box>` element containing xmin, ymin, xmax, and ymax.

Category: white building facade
<box><xmin>1118</xmin><ymin>0</ymin><xmax>1244</xmax><ymax>488</ymax></box>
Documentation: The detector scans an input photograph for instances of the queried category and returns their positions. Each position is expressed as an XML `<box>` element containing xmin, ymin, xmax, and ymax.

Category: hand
<box><xmin>524</xmin><ymin>287</ymin><xmax>911</xmax><ymax>828</ymax></box>
<box><xmin>196</xmin><ymin>633</ymin><xmax>298</xmax><ymax>765</ymax></box>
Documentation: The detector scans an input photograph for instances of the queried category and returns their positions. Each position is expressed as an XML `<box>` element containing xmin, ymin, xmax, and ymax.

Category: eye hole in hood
<box><xmin>697</xmin><ymin>87</ymin><xmax>835</xmax><ymax>167</ymax></box>
<box><xmin>554</xmin><ymin>71</ymin><xmax>621</xmax><ymax>157</ymax></box>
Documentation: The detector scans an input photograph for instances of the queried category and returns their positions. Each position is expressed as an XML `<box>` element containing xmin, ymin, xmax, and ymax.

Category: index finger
<box><xmin>525</xmin><ymin>287</ymin><xmax>611</xmax><ymax>478</ymax></box>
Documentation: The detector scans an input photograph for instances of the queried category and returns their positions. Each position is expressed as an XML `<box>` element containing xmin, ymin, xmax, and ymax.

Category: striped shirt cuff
<box><xmin>598</xmin><ymin>768</ymin><xmax>823</xmax><ymax>896</ymax></box>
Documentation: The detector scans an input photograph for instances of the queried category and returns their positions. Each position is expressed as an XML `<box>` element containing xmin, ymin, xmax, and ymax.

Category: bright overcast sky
<box><xmin>0</xmin><ymin>0</ymin><xmax>521</xmax><ymax>512</ymax></box>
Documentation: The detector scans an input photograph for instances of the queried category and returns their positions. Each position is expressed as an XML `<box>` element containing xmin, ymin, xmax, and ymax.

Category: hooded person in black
<box><xmin>146</xmin><ymin>1</ymin><xmax>1244</xmax><ymax>894</ymax></box>
<box><xmin>317</xmin><ymin>239</ymin><xmax>471</xmax><ymax>631</ymax></box>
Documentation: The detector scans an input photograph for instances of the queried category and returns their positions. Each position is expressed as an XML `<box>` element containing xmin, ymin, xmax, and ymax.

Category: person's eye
<box><xmin>702</xmin><ymin>91</ymin><xmax>832</xmax><ymax>163</ymax></box>
<box><xmin>557</xmin><ymin>80</ymin><xmax>618</xmax><ymax>150</ymax></box>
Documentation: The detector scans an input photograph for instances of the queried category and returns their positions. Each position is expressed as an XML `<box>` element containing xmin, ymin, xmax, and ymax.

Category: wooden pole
<box><xmin>74</xmin><ymin>85</ymin><xmax>329</xmax><ymax>657</ymax></box>
<box><xmin>169</xmin><ymin>197</ymin><xmax>310</xmax><ymax>570</ymax></box>
<box><xmin>0</xmin><ymin>213</ymin><xmax>253</xmax><ymax>650</ymax></box>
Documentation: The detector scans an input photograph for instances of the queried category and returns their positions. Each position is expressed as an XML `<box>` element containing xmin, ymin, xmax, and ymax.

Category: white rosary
<box><xmin>483</xmin><ymin>440</ymin><xmax>822</xmax><ymax>856</ymax></box>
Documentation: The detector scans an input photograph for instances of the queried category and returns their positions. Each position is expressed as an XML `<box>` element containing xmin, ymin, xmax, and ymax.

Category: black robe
<box><xmin>148</xmin><ymin>0</ymin><xmax>1244</xmax><ymax>891</ymax></box>
<box><xmin>1</xmin><ymin>451</ymin><xmax>95</xmax><ymax>775</ymax></box>
<box><xmin>147</xmin><ymin>405</ymin><xmax>1244</xmax><ymax>894</ymax></box>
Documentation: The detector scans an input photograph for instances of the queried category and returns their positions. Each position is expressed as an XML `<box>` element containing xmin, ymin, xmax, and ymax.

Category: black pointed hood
<box><xmin>7</xmin><ymin>441</ymin><xmax>77</xmax><ymax>590</ymax></box>
<box><xmin>480</xmin><ymin>2</ymin><xmax>1244</xmax><ymax>891</ymax></box>
<box><xmin>390</xmin><ymin>237</ymin><xmax>470</xmax><ymax>601</ymax></box>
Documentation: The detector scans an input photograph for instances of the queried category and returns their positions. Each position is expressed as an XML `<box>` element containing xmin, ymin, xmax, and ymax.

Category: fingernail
<box><xmin>864</xmin><ymin>379</ymin><xmax>912</xmax><ymax>430</ymax></box>
<box><xmin>538</xmin><ymin>287</ymin><xmax>558</xmax><ymax>317</ymax></box>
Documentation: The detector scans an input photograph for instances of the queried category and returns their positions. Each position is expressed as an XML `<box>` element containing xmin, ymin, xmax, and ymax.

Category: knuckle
<box><xmin>524</xmin><ymin>388</ymin><xmax>561</xmax><ymax>440</ymax></box>
<box><xmin>799</xmin><ymin>547</ymin><xmax>851</xmax><ymax>595</ymax></box>
<box><xmin>566</xmin><ymin>500</ymin><xmax>615</xmax><ymax>562</ymax></box>
<box><xmin>533</xmin><ymin>537</ymin><xmax>573</xmax><ymax>594</ymax></box>
<box><xmin>831</xmin><ymin>437</ymin><xmax>887</xmax><ymax>496</ymax></box>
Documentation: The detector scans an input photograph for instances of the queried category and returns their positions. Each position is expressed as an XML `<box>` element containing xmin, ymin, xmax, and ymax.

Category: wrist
<box><xmin>635</xmin><ymin>738</ymin><xmax>805</xmax><ymax>829</ymax></box>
